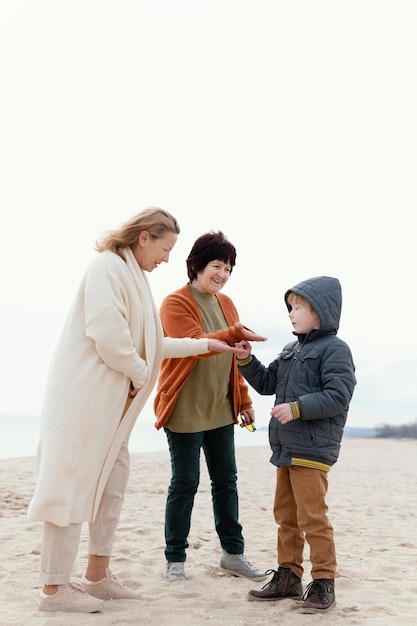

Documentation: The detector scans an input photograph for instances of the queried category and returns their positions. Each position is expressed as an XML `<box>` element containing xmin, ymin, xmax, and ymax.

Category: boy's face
<box><xmin>288</xmin><ymin>300</ymin><xmax>320</xmax><ymax>334</ymax></box>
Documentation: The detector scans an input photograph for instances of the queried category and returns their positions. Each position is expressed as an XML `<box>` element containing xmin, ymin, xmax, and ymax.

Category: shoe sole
<box><xmin>84</xmin><ymin>593</ymin><xmax>143</xmax><ymax>600</ymax></box>
<box><xmin>81</xmin><ymin>585</ymin><xmax>142</xmax><ymax>600</ymax></box>
<box><xmin>39</xmin><ymin>604</ymin><xmax>103</xmax><ymax>613</ymax></box>
<box><xmin>300</xmin><ymin>600</ymin><xmax>336</xmax><ymax>614</ymax></box>
<box><xmin>248</xmin><ymin>593</ymin><xmax>304</xmax><ymax>602</ymax></box>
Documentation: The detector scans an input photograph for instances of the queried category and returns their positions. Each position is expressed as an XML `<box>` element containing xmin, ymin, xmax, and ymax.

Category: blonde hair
<box><xmin>95</xmin><ymin>207</ymin><xmax>180</xmax><ymax>257</ymax></box>
<box><xmin>287</xmin><ymin>292</ymin><xmax>316</xmax><ymax>313</ymax></box>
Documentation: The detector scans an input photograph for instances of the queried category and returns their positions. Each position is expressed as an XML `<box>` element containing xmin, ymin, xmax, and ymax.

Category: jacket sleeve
<box><xmin>162</xmin><ymin>336</ymin><xmax>209</xmax><ymax>358</ymax></box>
<box><xmin>159</xmin><ymin>290</ymin><xmax>247</xmax><ymax>354</ymax></box>
<box><xmin>238</xmin><ymin>354</ymin><xmax>280</xmax><ymax>396</ymax></box>
<box><xmin>299</xmin><ymin>340</ymin><xmax>356</xmax><ymax>421</ymax></box>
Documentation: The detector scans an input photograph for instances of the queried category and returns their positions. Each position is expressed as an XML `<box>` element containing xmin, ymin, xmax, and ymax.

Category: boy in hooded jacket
<box><xmin>235</xmin><ymin>276</ymin><xmax>356</xmax><ymax>613</ymax></box>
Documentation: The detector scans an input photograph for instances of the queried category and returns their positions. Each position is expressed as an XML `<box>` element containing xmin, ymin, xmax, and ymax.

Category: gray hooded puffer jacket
<box><xmin>240</xmin><ymin>276</ymin><xmax>356</xmax><ymax>469</ymax></box>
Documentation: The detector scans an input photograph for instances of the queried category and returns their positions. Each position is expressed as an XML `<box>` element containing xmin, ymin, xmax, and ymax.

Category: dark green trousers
<box><xmin>164</xmin><ymin>424</ymin><xmax>244</xmax><ymax>562</ymax></box>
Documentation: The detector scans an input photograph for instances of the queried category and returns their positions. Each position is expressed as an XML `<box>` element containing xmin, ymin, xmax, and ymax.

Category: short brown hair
<box><xmin>186</xmin><ymin>231</ymin><xmax>236</xmax><ymax>282</ymax></box>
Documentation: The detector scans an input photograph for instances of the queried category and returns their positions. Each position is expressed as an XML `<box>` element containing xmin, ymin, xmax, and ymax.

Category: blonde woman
<box><xmin>28</xmin><ymin>208</ymin><xmax>256</xmax><ymax>614</ymax></box>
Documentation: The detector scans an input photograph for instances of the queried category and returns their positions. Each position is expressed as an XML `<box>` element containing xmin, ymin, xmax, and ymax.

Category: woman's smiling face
<box><xmin>192</xmin><ymin>259</ymin><xmax>232</xmax><ymax>294</ymax></box>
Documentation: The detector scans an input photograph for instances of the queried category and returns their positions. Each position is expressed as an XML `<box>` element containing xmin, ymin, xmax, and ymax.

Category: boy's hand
<box><xmin>234</xmin><ymin>340</ymin><xmax>251</xmax><ymax>360</ymax></box>
<box><xmin>271</xmin><ymin>403</ymin><xmax>294</xmax><ymax>424</ymax></box>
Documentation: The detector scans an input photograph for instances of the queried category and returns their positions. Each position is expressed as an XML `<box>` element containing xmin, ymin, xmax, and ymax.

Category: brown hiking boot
<box><xmin>301</xmin><ymin>578</ymin><xmax>335</xmax><ymax>613</ymax></box>
<box><xmin>248</xmin><ymin>566</ymin><xmax>303</xmax><ymax>601</ymax></box>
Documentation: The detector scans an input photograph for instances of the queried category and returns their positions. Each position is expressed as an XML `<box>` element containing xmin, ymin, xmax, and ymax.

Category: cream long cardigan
<box><xmin>27</xmin><ymin>248</ymin><xmax>209</xmax><ymax>526</ymax></box>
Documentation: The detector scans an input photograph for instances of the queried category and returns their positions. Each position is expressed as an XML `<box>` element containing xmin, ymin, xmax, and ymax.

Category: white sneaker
<box><xmin>220</xmin><ymin>551</ymin><xmax>268</xmax><ymax>581</ymax></box>
<box><xmin>164</xmin><ymin>561</ymin><xmax>186</xmax><ymax>580</ymax></box>
<box><xmin>39</xmin><ymin>582</ymin><xmax>104</xmax><ymax>613</ymax></box>
<box><xmin>81</xmin><ymin>567</ymin><xmax>142</xmax><ymax>600</ymax></box>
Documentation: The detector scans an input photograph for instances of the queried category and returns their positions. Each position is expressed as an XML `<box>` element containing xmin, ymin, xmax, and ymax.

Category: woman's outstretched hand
<box><xmin>234</xmin><ymin>322</ymin><xmax>267</xmax><ymax>342</ymax></box>
<box><xmin>207</xmin><ymin>338</ymin><xmax>251</xmax><ymax>356</ymax></box>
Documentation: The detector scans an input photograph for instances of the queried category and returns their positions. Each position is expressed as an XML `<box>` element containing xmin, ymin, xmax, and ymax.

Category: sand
<box><xmin>1</xmin><ymin>437</ymin><xmax>417</xmax><ymax>625</ymax></box>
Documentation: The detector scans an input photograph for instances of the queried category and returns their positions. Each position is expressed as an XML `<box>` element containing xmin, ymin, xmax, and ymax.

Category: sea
<box><xmin>0</xmin><ymin>414</ymin><xmax>375</xmax><ymax>461</ymax></box>
<box><xmin>0</xmin><ymin>414</ymin><xmax>270</xmax><ymax>460</ymax></box>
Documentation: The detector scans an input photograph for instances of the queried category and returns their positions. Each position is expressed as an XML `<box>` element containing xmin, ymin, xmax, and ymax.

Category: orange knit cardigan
<box><xmin>153</xmin><ymin>283</ymin><xmax>253</xmax><ymax>429</ymax></box>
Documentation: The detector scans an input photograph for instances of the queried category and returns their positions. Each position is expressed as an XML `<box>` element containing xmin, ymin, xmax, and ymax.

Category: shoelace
<box><xmin>303</xmin><ymin>579</ymin><xmax>327</xmax><ymax>601</ymax></box>
<box><xmin>260</xmin><ymin>568</ymin><xmax>281</xmax><ymax>589</ymax></box>
<box><xmin>106</xmin><ymin>574</ymin><xmax>127</xmax><ymax>588</ymax></box>
<box><xmin>168</xmin><ymin>563</ymin><xmax>184</xmax><ymax>574</ymax></box>
<box><xmin>235</xmin><ymin>555</ymin><xmax>259</xmax><ymax>573</ymax></box>
<box><xmin>61</xmin><ymin>582</ymin><xmax>87</xmax><ymax>595</ymax></box>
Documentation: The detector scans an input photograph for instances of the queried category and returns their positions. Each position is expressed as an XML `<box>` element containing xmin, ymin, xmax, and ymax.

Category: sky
<box><xmin>1</xmin><ymin>0</ymin><xmax>416</xmax><ymax>431</ymax></box>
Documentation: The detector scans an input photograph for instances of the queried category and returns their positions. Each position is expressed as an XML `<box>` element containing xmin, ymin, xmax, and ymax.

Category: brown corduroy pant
<box><xmin>274</xmin><ymin>464</ymin><xmax>336</xmax><ymax>580</ymax></box>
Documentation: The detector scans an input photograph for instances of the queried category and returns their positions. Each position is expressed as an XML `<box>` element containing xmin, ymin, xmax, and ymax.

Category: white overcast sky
<box><xmin>1</xmin><ymin>0</ymin><xmax>416</xmax><ymax>430</ymax></box>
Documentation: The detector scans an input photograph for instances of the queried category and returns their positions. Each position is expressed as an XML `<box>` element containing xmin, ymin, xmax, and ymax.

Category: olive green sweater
<box><xmin>154</xmin><ymin>283</ymin><xmax>253</xmax><ymax>430</ymax></box>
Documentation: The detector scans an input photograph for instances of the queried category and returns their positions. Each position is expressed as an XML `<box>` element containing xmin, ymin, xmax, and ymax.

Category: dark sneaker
<box><xmin>248</xmin><ymin>566</ymin><xmax>303</xmax><ymax>601</ymax></box>
<box><xmin>300</xmin><ymin>578</ymin><xmax>335</xmax><ymax>613</ymax></box>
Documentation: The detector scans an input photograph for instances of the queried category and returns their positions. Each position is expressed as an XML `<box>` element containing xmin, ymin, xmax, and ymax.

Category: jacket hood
<box><xmin>284</xmin><ymin>276</ymin><xmax>342</xmax><ymax>334</ymax></box>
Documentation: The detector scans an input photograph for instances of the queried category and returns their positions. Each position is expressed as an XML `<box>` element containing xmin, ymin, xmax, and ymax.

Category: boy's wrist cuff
<box><xmin>290</xmin><ymin>401</ymin><xmax>300</xmax><ymax>419</ymax></box>
<box><xmin>237</xmin><ymin>355</ymin><xmax>253</xmax><ymax>366</ymax></box>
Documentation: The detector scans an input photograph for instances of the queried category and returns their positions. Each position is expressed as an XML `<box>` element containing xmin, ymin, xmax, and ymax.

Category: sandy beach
<box><xmin>1</xmin><ymin>437</ymin><xmax>417</xmax><ymax>625</ymax></box>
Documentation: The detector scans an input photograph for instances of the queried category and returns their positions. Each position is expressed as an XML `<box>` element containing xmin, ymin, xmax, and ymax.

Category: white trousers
<box><xmin>39</xmin><ymin>442</ymin><xmax>130</xmax><ymax>585</ymax></box>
